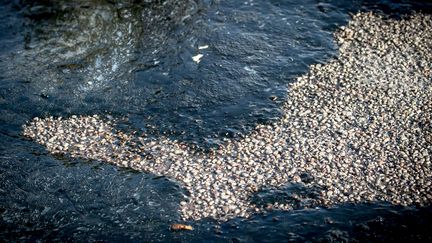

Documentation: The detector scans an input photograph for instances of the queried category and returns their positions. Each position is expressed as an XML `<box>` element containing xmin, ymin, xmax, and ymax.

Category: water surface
<box><xmin>1</xmin><ymin>0</ymin><xmax>432</xmax><ymax>241</ymax></box>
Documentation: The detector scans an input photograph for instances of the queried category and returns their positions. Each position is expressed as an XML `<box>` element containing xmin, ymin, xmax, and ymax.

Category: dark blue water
<box><xmin>1</xmin><ymin>0</ymin><xmax>432</xmax><ymax>241</ymax></box>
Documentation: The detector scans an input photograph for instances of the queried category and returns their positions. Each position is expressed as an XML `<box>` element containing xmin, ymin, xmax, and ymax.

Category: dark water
<box><xmin>1</xmin><ymin>0</ymin><xmax>432</xmax><ymax>241</ymax></box>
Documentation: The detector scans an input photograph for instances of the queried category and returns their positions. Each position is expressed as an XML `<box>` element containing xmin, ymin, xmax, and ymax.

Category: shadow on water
<box><xmin>1</xmin><ymin>0</ymin><xmax>432</xmax><ymax>241</ymax></box>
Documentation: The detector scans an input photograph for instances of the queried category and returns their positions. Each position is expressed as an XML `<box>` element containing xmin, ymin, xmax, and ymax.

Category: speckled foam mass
<box><xmin>23</xmin><ymin>12</ymin><xmax>432</xmax><ymax>221</ymax></box>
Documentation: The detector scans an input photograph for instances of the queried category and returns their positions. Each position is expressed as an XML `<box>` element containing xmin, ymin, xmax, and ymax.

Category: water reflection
<box><xmin>2</xmin><ymin>0</ymin><xmax>342</xmax><ymax>145</ymax></box>
<box><xmin>2</xmin><ymin>0</ymin><xmax>432</xmax><ymax>241</ymax></box>
<box><xmin>8</xmin><ymin>0</ymin><xmax>199</xmax><ymax>93</ymax></box>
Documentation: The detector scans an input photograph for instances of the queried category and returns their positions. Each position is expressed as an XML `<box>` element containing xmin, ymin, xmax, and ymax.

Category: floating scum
<box><xmin>23</xmin><ymin>12</ymin><xmax>432</xmax><ymax>221</ymax></box>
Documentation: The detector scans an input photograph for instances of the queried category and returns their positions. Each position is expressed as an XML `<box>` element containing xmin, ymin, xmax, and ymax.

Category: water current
<box><xmin>1</xmin><ymin>0</ymin><xmax>432</xmax><ymax>241</ymax></box>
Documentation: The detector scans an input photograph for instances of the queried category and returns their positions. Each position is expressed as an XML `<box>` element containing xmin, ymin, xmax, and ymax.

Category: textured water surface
<box><xmin>1</xmin><ymin>0</ymin><xmax>432</xmax><ymax>241</ymax></box>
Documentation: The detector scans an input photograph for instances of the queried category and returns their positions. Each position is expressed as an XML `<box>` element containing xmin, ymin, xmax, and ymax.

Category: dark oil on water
<box><xmin>1</xmin><ymin>0</ymin><xmax>432</xmax><ymax>241</ymax></box>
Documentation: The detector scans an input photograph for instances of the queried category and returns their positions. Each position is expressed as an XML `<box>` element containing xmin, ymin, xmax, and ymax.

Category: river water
<box><xmin>1</xmin><ymin>0</ymin><xmax>431</xmax><ymax>241</ymax></box>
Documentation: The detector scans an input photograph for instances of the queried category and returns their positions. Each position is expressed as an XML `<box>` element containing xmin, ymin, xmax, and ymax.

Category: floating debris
<box><xmin>192</xmin><ymin>53</ymin><xmax>204</xmax><ymax>63</ymax></box>
<box><xmin>171</xmin><ymin>223</ymin><xmax>193</xmax><ymax>231</ymax></box>
<box><xmin>23</xmin><ymin>12</ymin><xmax>432</xmax><ymax>221</ymax></box>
